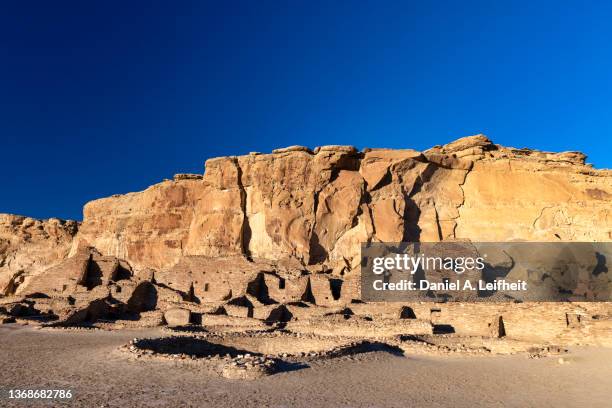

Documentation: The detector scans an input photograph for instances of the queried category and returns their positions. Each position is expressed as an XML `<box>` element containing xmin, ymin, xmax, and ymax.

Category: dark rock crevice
<box><xmin>233</xmin><ymin>158</ymin><xmax>253</xmax><ymax>261</ymax></box>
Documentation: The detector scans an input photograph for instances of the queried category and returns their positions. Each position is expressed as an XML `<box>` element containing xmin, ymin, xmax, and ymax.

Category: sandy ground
<box><xmin>1</xmin><ymin>325</ymin><xmax>610</xmax><ymax>408</ymax></box>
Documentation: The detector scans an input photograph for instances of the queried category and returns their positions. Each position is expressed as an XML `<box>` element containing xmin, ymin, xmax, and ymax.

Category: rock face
<box><xmin>164</xmin><ymin>307</ymin><xmax>191</xmax><ymax>327</ymax></box>
<box><xmin>0</xmin><ymin>135</ymin><xmax>611</xmax><ymax>341</ymax></box>
<box><xmin>0</xmin><ymin>214</ymin><xmax>78</xmax><ymax>295</ymax></box>
<box><xmin>69</xmin><ymin>135</ymin><xmax>611</xmax><ymax>274</ymax></box>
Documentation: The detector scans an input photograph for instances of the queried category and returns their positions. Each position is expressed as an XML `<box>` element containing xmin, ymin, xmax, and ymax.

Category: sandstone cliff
<box><xmin>0</xmin><ymin>214</ymin><xmax>78</xmax><ymax>295</ymax></box>
<box><xmin>69</xmin><ymin>135</ymin><xmax>611</xmax><ymax>275</ymax></box>
<box><xmin>0</xmin><ymin>135</ymin><xmax>610</xmax><ymax>338</ymax></box>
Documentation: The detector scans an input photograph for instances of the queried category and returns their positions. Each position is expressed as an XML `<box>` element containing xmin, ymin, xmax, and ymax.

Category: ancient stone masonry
<box><xmin>0</xmin><ymin>135</ymin><xmax>611</xmax><ymax>347</ymax></box>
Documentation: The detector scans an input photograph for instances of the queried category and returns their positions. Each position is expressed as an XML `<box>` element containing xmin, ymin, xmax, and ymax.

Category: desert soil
<box><xmin>1</xmin><ymin>325</ymin><xmax>610</xmax><ymax>408</ymax></box>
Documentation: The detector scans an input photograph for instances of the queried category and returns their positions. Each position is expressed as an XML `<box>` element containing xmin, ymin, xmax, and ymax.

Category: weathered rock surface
<box><xmin>164</xmin><ymin>307</ymin><xmax>191</xmax><ymax>327</ymax></box>
<box><xmin>0</xmin><ymin>135</ymin><xmax>610</xmax><ymax>345</ymax></box>
<box><xmin>67</xmin><ymin>135</ymin><xmax>611</xmax><ymax>275</ymax></box>
<box><xmin>0</xmin><ymin>214</ymin><xmax>78</xmax><ymax>295</ymax></box>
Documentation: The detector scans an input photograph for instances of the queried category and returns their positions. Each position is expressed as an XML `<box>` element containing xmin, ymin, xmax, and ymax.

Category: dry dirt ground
<box><xmin>1</xmin><ymin>325</ymin><xmax>610</xmax><ymax>408</ymax></box>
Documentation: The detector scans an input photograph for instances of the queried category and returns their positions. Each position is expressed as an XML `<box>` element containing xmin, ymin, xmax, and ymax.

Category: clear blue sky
<box><xmin>2</xmin><ymin>1</ymin><xmax>611</xmax><ymax>220</ymax></box>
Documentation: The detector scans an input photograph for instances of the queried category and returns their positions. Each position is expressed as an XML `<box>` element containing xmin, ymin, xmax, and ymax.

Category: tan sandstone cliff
<box><xmin>0</xmin><ymin>215</ymin><xmax>78</xmax><ymax>295</ymax></box>
<box><xmin>0</xmin><ymin>135</ymin><xmax>610</xmax><ymax>340</ymax></box>
<box><xmin>69</xmin><ymin>134</ymin><xmax>611</xmax><ymax>274</ymax></box>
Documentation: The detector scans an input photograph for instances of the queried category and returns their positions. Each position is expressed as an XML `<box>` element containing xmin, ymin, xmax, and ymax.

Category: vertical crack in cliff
<box><xmin>360</xmin><ymin>180</ymin><xmax>376</xmax><ymax>240</ymax></box>
<box><xmin>308</xmin><ymin>175</ymin><xmax>328</xmax><ymax>265</ymax></box>
<box><xmin>401</xmin><ymin>162</ymin><xmax>436</xmax><ymax>242</ymax></box>
<box><xmin>433</xmin><ymin>203</ymin><xmax>443</xmax><ymax>241</ymax></box>
<box><xmin>233</xmin><ymin>158</ymin><xmax>252</xmax><ymax>260</ymax></box>
<box><xmin>357</xmin><ymin>155</ymin><xmax>376</xmax><ymax>241</ymax></box>
<box><xmin>309</xmin><ymin>153</ymin><xmax>362</xmax><ymax>265</ymax></box>
<box><xmin>452</xmin><ymin>165</ymin><xmax>472</xmax><ymax>239</ymax></box>
<box><xmin>327</xmin><ymin>167</ymin><xmax>370</xmax><ymax>258</ymax></box>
